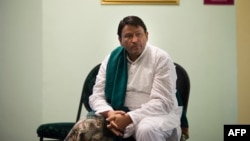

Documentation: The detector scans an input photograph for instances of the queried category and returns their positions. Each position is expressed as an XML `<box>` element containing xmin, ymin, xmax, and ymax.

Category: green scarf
<box><xmin>105</xmin><ymin>46</ymin><xmax>129</xmax><ymax>112</ymax></box>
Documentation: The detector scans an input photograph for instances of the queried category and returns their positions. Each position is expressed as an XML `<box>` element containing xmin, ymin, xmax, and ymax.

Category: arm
<box><xmin>89</xmin><ymin>56</ymin><xmax>113</xmax><ymax>115</ymax></box>
<box><xmin>89</xmin><ymin>57</ymin><xmax>127</xmax><ymax>136</ymax></box>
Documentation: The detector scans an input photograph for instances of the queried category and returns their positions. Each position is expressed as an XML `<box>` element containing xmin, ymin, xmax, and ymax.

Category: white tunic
<box><xmin>89</xmin><ymin>43</ymin><xmax>182</xmax><ymax>139</ymax></box>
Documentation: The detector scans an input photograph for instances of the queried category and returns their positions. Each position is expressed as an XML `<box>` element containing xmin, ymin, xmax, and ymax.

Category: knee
<box><xmin>136</xmin><ymin>124</ymin><xmax>155</xmax><ymax>137</ymax></box>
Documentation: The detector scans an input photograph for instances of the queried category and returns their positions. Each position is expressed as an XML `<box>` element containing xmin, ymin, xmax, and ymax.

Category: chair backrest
<box><xmin>174</xmin><ymin>62</ymin><xmax>190</xmax><ymax>113</ymax></box>
<box><xmin>78</xmin><ymin>62</ymin><xmax>190</xmax><ymax>123</ymax></box>
<box><xmin>76</xmin><ymin>63</ymin><xmax>101</xmax><ymax>121</ymax></box>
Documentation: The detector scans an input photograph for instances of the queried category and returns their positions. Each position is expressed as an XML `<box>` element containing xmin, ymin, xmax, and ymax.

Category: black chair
<box><xmin>174</xmin><ymin>63</ymin><xmax>190</xmax><ymax>141</ymax></box>
<box><xmin>37</xmin><ymin>62</ymin><xmax>190</xmax><ymax>141</ymax></box>
<box><xmin>81</xmin><ymin>62</ymin><xmax>190</xmax><ymax>141</ymax></box>
<box><xmin>36</xmin><ymin>64</ymin><xmax>101</xmax><ymax>141</ymax></box>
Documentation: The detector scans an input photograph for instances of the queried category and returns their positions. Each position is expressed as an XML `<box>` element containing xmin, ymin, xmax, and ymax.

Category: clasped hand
<box><xmin>105</xmin><ymin>110</ymin><xmax>132</xmax><ymax>137</ymax></box>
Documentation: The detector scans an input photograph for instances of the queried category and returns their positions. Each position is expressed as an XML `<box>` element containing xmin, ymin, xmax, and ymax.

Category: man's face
<box><xmin>119</xmin><ymin>25</ymin><xmax>148</xmax><ymax>61</ymax></box>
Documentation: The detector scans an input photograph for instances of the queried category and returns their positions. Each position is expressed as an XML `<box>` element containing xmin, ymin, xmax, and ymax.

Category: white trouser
<box><xmin>124</xmin><ymin>110</ymin><xmax>182</xmax><ymax>141</ymax></box>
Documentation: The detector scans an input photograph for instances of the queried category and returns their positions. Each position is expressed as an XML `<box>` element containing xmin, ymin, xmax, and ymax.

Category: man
<box><xmin>89</xmin><ymin>15</ymin><xmax>182</xmax><ymax>141</ymax></box>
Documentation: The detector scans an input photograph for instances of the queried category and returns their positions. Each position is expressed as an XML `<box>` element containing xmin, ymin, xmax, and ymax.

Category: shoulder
<box><xmin>146</xmin><ymin>43</ymin><xmax>172</xmax><ymax>61</ymax></box>
<box><xmin>146</xmin><ymin>43</ymin><xmax>175</xmax><ymax>72</ymax></box>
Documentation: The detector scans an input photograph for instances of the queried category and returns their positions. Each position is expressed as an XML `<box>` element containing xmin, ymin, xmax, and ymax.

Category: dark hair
<box><xmin>117</xmin><ymin>16</ymin><xmax>147</xmax><ymax>38</ymax></box>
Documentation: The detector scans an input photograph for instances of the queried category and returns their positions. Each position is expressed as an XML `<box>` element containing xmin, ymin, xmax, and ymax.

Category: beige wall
<box><xmin>237</xmin><ymin>1</ymin><xmax>250</xmax><ymax>123</ymax></box>
<box><xmin>0</xmin><ymin>0</ymin><xmax>237</xmax><ymax>140</ymax></box>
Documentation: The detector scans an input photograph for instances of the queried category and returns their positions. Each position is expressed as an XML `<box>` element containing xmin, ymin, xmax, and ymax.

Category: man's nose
<box><xmin>132</xmin><ymin>34</ymin><xmax>138</xmax><ymax>42</ymax></box>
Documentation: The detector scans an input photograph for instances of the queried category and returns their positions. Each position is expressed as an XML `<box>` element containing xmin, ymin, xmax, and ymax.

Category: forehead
<box><xmin>121</xmin><ymin>25</ymin><xmax>144</xmax><ymax>34</ymax></box>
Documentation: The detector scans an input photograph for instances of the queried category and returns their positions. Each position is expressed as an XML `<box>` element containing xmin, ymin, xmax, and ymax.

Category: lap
<box><xmin>65</xmin><ymin>111</ymin><xmax>181</xmax><ymax>141</ymax></box>
<box><xmin>137</xmin><ymin>114</ymin><xmax>181</xmax><ymax>132</ymax></box>
<box><xmin>134</xmin><ymin>116</ymin><xmax>181</xmax><ymax>141</ymax></box>
<box><xmin>64</xmin><ymin>114</ymin><xmax>113</xmax><ymax>141</ymax></box>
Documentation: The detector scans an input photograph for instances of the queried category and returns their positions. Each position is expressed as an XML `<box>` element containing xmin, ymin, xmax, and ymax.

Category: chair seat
<box><xmin>37</xmin><ymin>122</ymin><xmax>75</xmax><ymax>140</ymax></box>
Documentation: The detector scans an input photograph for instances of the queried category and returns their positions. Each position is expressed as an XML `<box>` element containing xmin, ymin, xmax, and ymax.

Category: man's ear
<box><xmin>145</xmin><ymin>32</ymin><xmax>149</xmax><ymax>40</ymax></box>
<box><xmin>118</xmin><ymin>37</ymin><xmax>122</xmax><ymax>44</ymax></box>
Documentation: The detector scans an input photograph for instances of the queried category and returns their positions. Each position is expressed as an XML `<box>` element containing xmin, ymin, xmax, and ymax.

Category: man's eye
<box><xmin>124</xmin><ymin>34</ymin><xmax>133</xmax><ymax>38</ymax></box>
<box><xmin>135</xmin><ymin>33</ymin><xmax>142</xmax><ymax>37</ymax></box>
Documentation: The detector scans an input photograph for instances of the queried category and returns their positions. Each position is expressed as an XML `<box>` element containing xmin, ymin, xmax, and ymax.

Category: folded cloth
<box><xmin>64</xmin><ymin>112</ymin><xmax>113</xmax><ymax>141</ymax></box>
<box><xmin>105</xmin><ymin>46</ymin><xmax>129</xmax><ymax>112</ymax></box>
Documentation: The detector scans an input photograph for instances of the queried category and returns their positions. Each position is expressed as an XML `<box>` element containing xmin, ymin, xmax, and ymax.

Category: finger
<box><xmin>106</xmin><ymin>111</ymin><xmax>125</xmax><ymax>120</ymax></box>
<box><xmin>109</xmin><ymin>127</ymin><xmax>123</xmax><ymax>136</ymax></box>
<box><xmin>108</xmin><ymin>121</ymin><xmax>119</xmax><ymax>129</ymax></box>
<box><xmin>106</xmin><ymin>116</ymin><xmax>115</xmax><ymax>122</ymax></box>
<box><xmin>107</xmin><ymin>124</ymin><xmax>122</xmax><ymax>136</ymax></box>
<box><xmin>114</xmin><ymin>111</ymin><xmax>126</xmax><ymax>115</ymax></box>
<box><xmin>107</xmin><ymin>123</ymin><xmax>124</xmax><ymax>135</ymax></box>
